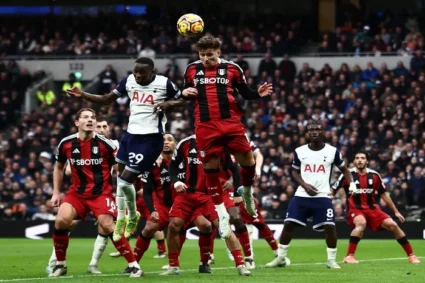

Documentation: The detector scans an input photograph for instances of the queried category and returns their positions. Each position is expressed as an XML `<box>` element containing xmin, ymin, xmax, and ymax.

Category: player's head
<box><xmin>134</xmin><ymin>57</ymin><xmax>154</xmax><ymax>85</ymax></box>
<box><xmin>75</xmin><ymin>108</ymin><xmax>96</xmax><ymax>132</ymax></box>
<box><xmin>163</xmin><ymin>134</ymin><xmax>176</xmax><ymax>153</ymax></box>
<box><xmin>307</xmin><ymin>119</ymin><xmax>323</xmax><ymax>142</ymax></box>
<box><xmin>195</xmin><ymin>36</ymin><xmax>221</xmax><ymax>68</ymax></box>
<box><xmin>353</xmin><ymin>151</ymin><xmax>370</xmax><ymax>169</ymax></box>
<box><xmin>95</xmin><ymin>116</ymin><xmax>109</xmax><ymax>136</ymax></box>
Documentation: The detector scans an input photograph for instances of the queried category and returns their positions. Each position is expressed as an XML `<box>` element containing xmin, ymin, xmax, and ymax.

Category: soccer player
<box><xmin>128</xmin><ymin>134</ymin><xmax>176</xmax><ymax>267</ymax></box>
<box><xmin>333</xmin><ymin>151</ymin><xmax>420</xmax><ymax>264</ymax></box>
<box><xmin>49</xmin><ymin>108</ymin><xmax>142</xmax><ymax>277</ymax></box>
<box><xmin>67</xmin><ymin>57</ymin><xmax>182</xmax><ymax>241</ymax></box>
<box><xmin>219</xmin><ymin>152</ymin><xmax>255</xmax><ymax>268</ymax></box>
<box><xmin>46</xmin><ymin>116</ymin><xmax>118</xmax><ymax>274</ymax></box>
<box><xmin>181</xmin><ymin>35</ymin><xmax>273</xmax><ymax>238</ymax></box>
<box><xmin>161</xmin><ymin>135</ymin><xmax>250</xmax><ymax>276</ymax></box>
<box><xmin>266</xmin><ymin>120</ymin><xmax>356</xmax><ymax>269</ymax></box>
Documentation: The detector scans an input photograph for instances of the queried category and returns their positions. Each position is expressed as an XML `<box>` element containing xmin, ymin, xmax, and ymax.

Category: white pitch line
<box><xmin>0</xmin><ymin>256</ymin><xmax>422</xmax><ymax>282</ymax></box>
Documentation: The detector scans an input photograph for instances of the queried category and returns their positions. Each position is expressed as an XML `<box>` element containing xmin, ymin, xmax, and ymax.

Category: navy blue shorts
<box><xmin>116</xmin><ymin>133</ymin><xmax>164</xmax><ymax>174</ymax></box>
<box><xmin>284</xmin><ymin>196</ymin><xmax>335</xmax><ymax>232</ymax></box>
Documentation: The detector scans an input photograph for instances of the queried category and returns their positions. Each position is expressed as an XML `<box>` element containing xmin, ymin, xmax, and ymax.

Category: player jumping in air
<box><xmin>46</xmin><ymin>116</ymin><xmax>119</xmax><ymax>274</ymax></box>
<box><xmin>122</xmin><ymin>134</ymin><xmax>176</xmax><ymax>270</ymax></box>
<box><xmin>333</xmin><ymin>151</ymin><xmax>420</xmax><ymax>264</ymax></box>
<box><xmin>181</xmin><ymin>35</ymin><xmax>273</xmax><ymax>238</ymax></box>
<box><xmin>50</xmin><ymin>109</ymin><xmax>142</xmax><ymax>277</ymax></box>
<box><xmin>67</xmin><ymin>57</ymin><xmax>181</xmax><ymax>241</ymax></box>
<box><xmin>266</xmin><ymin>120</ymin><xmax>356</xmax><ymax>269</ymax></box>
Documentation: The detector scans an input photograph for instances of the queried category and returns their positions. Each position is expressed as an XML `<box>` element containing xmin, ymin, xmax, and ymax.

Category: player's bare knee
<box><xmin>233</xmin><ymin>151</ymin><xmax>255</xmax><ymax>167</ymax></box>
<box><xmin>142</xmin><ymin>222</ymin><xmax>158</xmax><ymax>238</ymax></box>
<box><xmin>197</xmin><ymin>221</ymin><xmax>212</xmax><ymax>233</ymax></box>
<box><xmin>203</xmin><ymin>157</ymin><xmax>220</xmax><ymax>169</ymax></box>
<box><xmin>69</xmin><ymin>220</ymin><xmax>79</xmax><ymax>230</ymax></box>
<box><xmin>228</xmin><ymin>207</ymin><xmax>240</xmax><ymax>221</ymax></box>
<box><xmin>98</xmin><ymin>215</ymin><xmax>115</xmax><ymax>234</ymax></box>
<box><xmin>168</xmin><ymin>219</ymin><xmax>183</xmax><ymax>234</ymax></box>
<box><xmin>383</xmin><ymin>220</ymin><xmax>398</xmax><ymax>231</ymax></box>
<box><xmin>55</xmin><ymin>215</ymin><xmax>73</xmax><ymax>230</ymax></box>
<box><xmin>232</xmin><ymin>218</ymin><xmax>246</xmax><ymax>232</ymax></box>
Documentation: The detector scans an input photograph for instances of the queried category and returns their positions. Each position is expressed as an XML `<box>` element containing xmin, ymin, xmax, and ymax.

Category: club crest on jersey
<box><xmin>92</xmin><ymin>147</ymin><xmax>99</xmax><ymax>154</ymax></box>
<box><xmin>304</xmin><ymin>164</ymin><xmax>325</xmax><ymax>173</ymax></box>
<box><xmin>368</xmin><ymin>179</ymin><xmax>373</xmax><ymax>185</ymax></box>
<box><xmin>200</xmin><ymin>151</ymin><xmax>206</xmax><ymax>157</ymax></box>
<box><xmin>218</xmin><ymin>69</ymin><xmax>225</xmax><ymax>75</ymax></box>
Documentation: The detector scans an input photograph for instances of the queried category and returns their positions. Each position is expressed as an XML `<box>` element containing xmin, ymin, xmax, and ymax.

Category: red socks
<box><xmin>231</xmin><ymin>249</ymin><xmax>244</xmax><ymax>267</ymax></box>
<box><xmin>235</xmin><ymin>230</ymin><xmax>252</xmax><ymax>257</ymax></box>
<box><xmin>346</xmin><ymin>236</ymin><xmax>360</xmax><ymax>256</ymax></box>
<box><xmin>204</xmin><ymin>168</ymin><xmax>224</xmax><ymax>204</ymax></box>
<box><xmin>210</xmin><ymin>228</ymin><xmax>216</xmax><ymax>254</ymax></box>
<box><xmin>397</xmin><ymin>236</ymin><xmax>414</xmax><ymax>256</ymax></box>
<box><xmin>112</xmin><ymin>236</ymin><xmax>137</xmax><ymax>263</ymax></box>
<box><xmin>53</xmin><ymin>229</ymin><xmax>69</xmax><ymax>262</ymax></box>
<box><xmin>157</xmin><ymin>239</ymin><xmax>166</xmax><ymax>254</ymax></box>
<box><xmin>169</xmin><ymin>252</ymin><xmax>180</xmax><ymax>267</ymax></box>
<box><xmin>199</xmin><ymin>232</ymin><xmax>212</xmax><ymax>263</ymax></box>
<box><xmin>134</xmin><ymin>234</ymin><xmax>151</xmax><ymax>262</ymax></box>
<box><xmin>257</xmin><ymin>223</ymin><xmax>278</xmax><ymax>250</ymax></box>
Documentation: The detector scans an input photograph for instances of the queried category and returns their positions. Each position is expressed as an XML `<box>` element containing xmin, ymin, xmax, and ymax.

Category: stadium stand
<box><xmin>1</xmin><ymin>6</ymin><xmax>425</xmax><ymax>223</ymax></box>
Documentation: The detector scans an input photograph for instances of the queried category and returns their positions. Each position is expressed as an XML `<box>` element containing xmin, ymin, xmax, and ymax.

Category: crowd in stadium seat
<box><xmin>0</xmin><ymin>13</ymin><xmax>306</xmax><ymax>57</ymax></box>
<box><xmin>319</xmin><ymin>9</ymin><xmax>425</xmax><ymax>56</ymax></box>
<box><xmin>2</xmin><ymin>51</ymin><xmax>425</xmax><ymax>222</ymax></box>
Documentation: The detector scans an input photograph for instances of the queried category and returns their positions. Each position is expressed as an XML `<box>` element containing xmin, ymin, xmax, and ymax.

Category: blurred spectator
<box><xmin>62</xmin><ymin>73</ymin><xmax>83</xmax><ymax>94</ymax></box>
<box><xmin>98</xmin><ymin>65</ymin><xmax>118</xmax><ymax>94</ymax></box>
<box><xmin>36</xmin><ymin>84</ymin><xmax>56</xmax><ymax>106</ymax></box>
<box><xmin>408</xmin><ymin>166</ymin><xmax>425</xmax><ymax>206</ymax></box>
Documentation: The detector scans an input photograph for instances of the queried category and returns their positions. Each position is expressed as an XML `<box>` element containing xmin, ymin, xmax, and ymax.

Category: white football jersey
<box><xmin>292</xmin><ymin>143</ymin><xmax>344</xmax><ymax>198</ymax></box>
<box><xmin>113</xmin><ymin>74</ymin><xmax>181</xmax><ymax>135</ymax></box>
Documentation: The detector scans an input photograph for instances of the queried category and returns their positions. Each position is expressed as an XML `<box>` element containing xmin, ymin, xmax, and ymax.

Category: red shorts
<box><xmin>237</xmin><ymin>199</ymin><xmax>264</xmax><ymax>225</ymax></box>
<box><xmin>170</xmin><ymin>192</ymin><xmax>218</xmax><ymax>225</ymax></box>
<box><xmin>223</xmin><ymin>189</ymin><xmax>236</xmax><ymax>210</ymax></box>
<box><xmin>62</xmin><ymin>192</ymin><xmax>117</xmax><ymax>220</ymax></box>
<box><xmin>153</xmin><ymin>202</ymin><xmax>171</xmax><ymax>231</ymax></box>
<box><xmin>136</xmin><ymin>197</ymin><xmax>150</xmax><ymax>219</ymax></box>
<box><xmin>195</xmin><ymin>118</ymin><xmax>251</xmax><ymax>162</ymax></box>
<box><xmin>184</xmin><ymin>195</ymin><xmax>218</xmax><ymax>230</ymax></box>
<box><xmin>347</xmin><ymin>208</ymin><xmax>390</xmax><ymax>231</ymax></box>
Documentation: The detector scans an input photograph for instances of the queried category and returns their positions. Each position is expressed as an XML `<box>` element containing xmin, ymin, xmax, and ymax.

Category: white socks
<box><xmin>278</xmin><ymin>244</ymin><xmax>289</xmax><ymax>258</ymax></box>
<box><xmin>215</xmin><ymin>203</ymin><xmax>228</xmax><ymax>218</ymax></box>
<box><xmin>117</xmin><ymin>177</ymin><xmax>136</xmax><ymax>219</ymax></box>
<box><xmin>89</xmin><ymin>234</ymin><xmax>108</xmax><ymax>266</ymax></box>
<box><xmin>49</xmin><ymin>246</ymin><xmax>56</xmax><ymax>262</ymax></box>
<box><xmin>327</xmin><ymin>247</ymin><xmax>337</xmax><ymax>261</ymax></box>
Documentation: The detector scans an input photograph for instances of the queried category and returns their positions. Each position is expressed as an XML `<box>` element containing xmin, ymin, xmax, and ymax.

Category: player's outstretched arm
<box><xmin>380</xmin><ymin>192</ymin><xmax>405</xmax><ymax>222</ymax></box>
<box><xmin>339</xmin><ymin>166</ymin><xmax>357</xmax><ymax>193</ymax></box>
<box><xmin>153</xmin><ymin>100</ymin><xmax>188</xmax><ymax>114</ymax></box>
<box><xmin>67</xmin><ymin>86</ymin><xmax>118</xmax><ymax>105</ymax></box>
<box><xmin>253</xmin><ymin>150</ymin><xmax>264</xmax><ymax>180</ymax></box>
<box><xmin>51</xmin><ymin>161</ymin><xmax>65</xmax><ymax>207</ymax></box>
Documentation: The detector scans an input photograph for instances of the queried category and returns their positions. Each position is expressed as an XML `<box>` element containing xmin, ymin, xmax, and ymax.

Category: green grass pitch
<box><xmin>0</xmin><ymin>238</ymin><xmax>423</xmax><ymax>283</ymax></box>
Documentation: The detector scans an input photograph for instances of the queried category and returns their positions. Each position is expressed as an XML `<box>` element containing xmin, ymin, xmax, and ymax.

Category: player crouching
<box><xmin>333</xmin><ymin>151</ymin><xmax>420</xmax><ymax>264</ymax></box>
<box><xmin>49</xmin><ymin>108</ymin><xmax>142</xmax><ymax>277</ymax></box>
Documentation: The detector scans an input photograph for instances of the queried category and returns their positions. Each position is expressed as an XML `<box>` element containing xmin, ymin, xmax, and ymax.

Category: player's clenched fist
<box><xmin>50</xmin><ymin>193</ymin><xmax>60</xmax><ymax>207</ymax></box>
<box><xmin>66</xmin><ymin>86</ymin><xmax>83</xmax><ymax>97</ymax></box>
<box><xmin>174</xmin><ymin>181</ymin><xmax>187</xmax><ymax>193</ymax></box>
<box><xmin>150</xmin><ymin>211</ymin><xmax>160</xmax><ymax>222</ymax></box>
<box><xmin>182</xmin><ymin>87</ymin><xmax>198</xmax><ymax>97</ymax></box>
<box><xmin>302</xmin><ymin>183</ymin><xmax>318</xmax><ymax>196</ymax></box>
